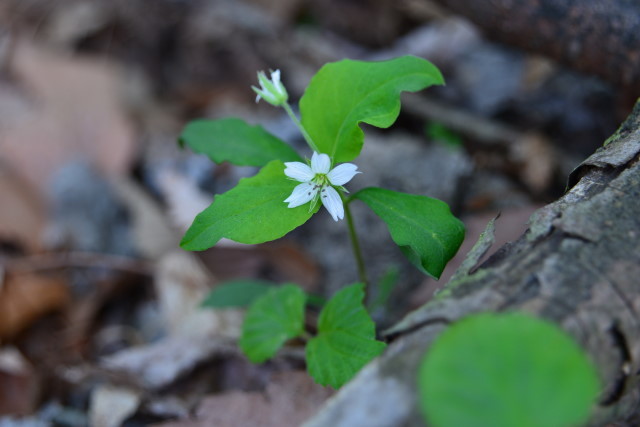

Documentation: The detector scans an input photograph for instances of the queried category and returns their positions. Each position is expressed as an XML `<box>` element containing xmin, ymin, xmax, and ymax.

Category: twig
<box><xmin>3</xmin><ymin>252</ymin><xmax>153</xmax><ymax>276</ymax></box>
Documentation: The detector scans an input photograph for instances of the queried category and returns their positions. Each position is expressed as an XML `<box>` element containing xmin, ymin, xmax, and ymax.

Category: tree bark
<box><xmin>305</xmin><ymin>102</ymin><xmax>640</xmax><ymax>426</ymax></box>
<box><xmin>430</xmin><ymin>0</ymin><xmax>640</xmax><ymax>95</ymax></box>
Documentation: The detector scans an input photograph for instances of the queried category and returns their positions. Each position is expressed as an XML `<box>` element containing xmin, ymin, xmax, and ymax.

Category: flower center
<box><xmin>312</xmin><ymin>173</ymin><xmax>329</xmax><ymax>187</ymax></box>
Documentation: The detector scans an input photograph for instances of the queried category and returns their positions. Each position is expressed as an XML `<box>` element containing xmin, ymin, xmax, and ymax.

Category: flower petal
<box><xmin>271</xmin><ymin>69</ymin><xmax>281</xmax><ymax>84</ymax></box>
<box><xmin>311</xmin><ymin>152</ymin><xmax>331</xmax><ymax>174</ymax></box>
<box><xmin>284</xmin><ymin>182</ymin><xmax>317</xmax><ymax>208</ymax></box>
<box><xmin>327</xmin><ymin>163</ymin><xmax>360</xmax><ymax>186</ymax></box>
<box><xmin>284</xmin><ymin>162</ymin><xmax>314</xmax><ymax>182</ymax></box>
<box><xmin>320</xmin><ymin>186</ymin><xmax>344</xmax><ymax>221</ymax></box>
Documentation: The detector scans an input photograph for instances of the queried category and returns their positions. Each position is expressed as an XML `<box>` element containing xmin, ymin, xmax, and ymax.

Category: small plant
<box><xmin>180</xmin><ymin>56</ymin><xmax>465</xmax><ymax>388</ymax></box>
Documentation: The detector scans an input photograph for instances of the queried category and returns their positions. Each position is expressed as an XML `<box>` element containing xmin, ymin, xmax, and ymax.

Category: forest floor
<box><xmin>0</xmin><ymin>1</ymin><xmax>630</xmax><ymax>425</ymax></box>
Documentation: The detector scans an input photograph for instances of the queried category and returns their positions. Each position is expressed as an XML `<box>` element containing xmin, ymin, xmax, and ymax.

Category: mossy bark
<box><xmin>306</xmin><ymin>102</ymin><xmax>640</xmax><ymax>426</ymax></box>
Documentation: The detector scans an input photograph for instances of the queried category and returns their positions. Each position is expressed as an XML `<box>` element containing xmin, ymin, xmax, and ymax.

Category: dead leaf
<box><xmin>89</xmin><ymin>385</ymin><xmax>141</xmax><ymax>427</ymax></box>
<box><xmin>0</xmin><ymin>346</ymin><xmax>40</xmax><ymax>416</ymax></box>
<box><xmin>511</xmin><ymin>132</ymin><xmax>555</xmax><ymax>194</ymax></box>
<box><xmin>101</xmin><ymin>336</ymin><xmax>238</xmax><ymax>390</ymax></box>
<box><xmin>155</xmin><ymin>250</ymin><xmax>243</xmax><ymax>339</ymax></box>
<box><xmin>0</xmin><ymin>165</ymin><xmax>46</xmax><ymax>252</ymax></box>
<box><xmin>155</xmin><ymin>169</ymin><xmax>212</xmax><ymax>234</ymax></box>
<box><xmin>0</xmin><ymin>271</ymin><xmax>69</xmax><ymax>340</ymax></box>
<box><xmin>0</xmin><ymin>38</ymin><xmax>137</xmax><ymax>194</ymax></box>
<box><xmin>157</xmin><ymin>371</ymin><xmax>334</xmax><ymax>427</ymax></box>
<box><xmin>111</xmin><ymin>176</ymin><xmax>179</xmax><ymax>261</ymax></box>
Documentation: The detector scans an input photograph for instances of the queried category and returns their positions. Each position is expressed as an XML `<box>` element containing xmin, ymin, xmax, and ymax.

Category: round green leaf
<box><xmin>419</xmin><ymin>312</ymin><xmax>601</xmax><ymax>427</ymax></box>
<box><xmin>180</xmin><ymin>118</ymin><xmax>302</xmax><ymax>167</ymax></box>
<box><xmin>240</xmin><ymin>285</ymin><xmax>306</xmax><ymax>363</ymax></box>
<box><xmin>352</xmin><ymin>187</ymin><xmax>465</xmax><ymax>279</ymax></box>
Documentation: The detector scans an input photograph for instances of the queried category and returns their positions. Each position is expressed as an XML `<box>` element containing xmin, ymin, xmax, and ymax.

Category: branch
<box><xmin>431</xmin><ymin>0</ymin><xmax>640</xmax><ymax>94</ymax></box>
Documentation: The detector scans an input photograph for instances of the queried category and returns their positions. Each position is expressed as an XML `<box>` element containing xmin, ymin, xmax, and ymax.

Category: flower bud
<box><xmin>252</xmin><ymin>69</ymin><xmax>288</xmax><ymax>107</ymax></box>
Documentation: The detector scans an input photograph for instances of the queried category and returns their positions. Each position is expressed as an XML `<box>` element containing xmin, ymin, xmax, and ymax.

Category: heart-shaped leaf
<box><xmin>300</xmin><ymin>56</ymin><xmax>443</xmax><ymax>163</ymax></box>
<box><xmin>180</xmin><ymin>118</ymin><xmax>302</xmax><ymax>167</ymax></box>
<box><xmin>306</xmin><ymin>283</ymin><xmax>386</xmax><ymax>388</ymax></box>
<box><xmin>351</xmin><ymin>187</ymin><xmax>464</xmax><ymax>279</ymax></box>
<box><xmin>240</xmin><ymin>285</ymin><xmax>306</xmax><ymax>363</ymax></box>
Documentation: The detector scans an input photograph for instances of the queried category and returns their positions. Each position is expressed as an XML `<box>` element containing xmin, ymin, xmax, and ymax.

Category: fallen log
<box><xmin>306</xmin><ymin>101</ymin><xmax>640</xmax><ymax>426</ymax></box>
<box><xmin>430</xmin><ymin>0</ymin><xmax>640</xmax><ymax>95</ymax></box>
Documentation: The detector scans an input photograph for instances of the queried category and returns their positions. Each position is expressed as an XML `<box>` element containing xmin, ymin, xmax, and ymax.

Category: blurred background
<box><xmin>0</xmin><ymin>0</ymin><xmax>632</xmax><ymax>425</ymax></box>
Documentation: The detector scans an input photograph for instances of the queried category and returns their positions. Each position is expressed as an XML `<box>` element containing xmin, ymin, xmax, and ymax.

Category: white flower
<box><xmin>284</xmin><ymin>152</ymin><xmax>360</xmax><ymax>221</ymax></box>
<box><xmin>252</xmin><ymin>69</ymin><xmax>288</xmax><ymax>106</ymax></box>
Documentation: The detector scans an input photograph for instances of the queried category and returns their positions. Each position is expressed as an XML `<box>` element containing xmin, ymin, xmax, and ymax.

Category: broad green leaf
<box><xmin>419</xmin><ymin>312</ymin><xmax>601</xmax><ymax>427</ymax></box>
<box><xmin>352</xmin><ymin>187</ymin><xmax>464</xmax><ymax>279</ymax></box>
<box><xmin>300</xmin><ymin>56</ymin><xmax>444</xmax><ymax>163</ymax></box>
<box><xmin>306</xmin><ymin>283</ymin><xmax>386</xmax><ymax>388</ymax></box>
<box><xmin>180</xmin><ymin>160</ymin><xmax>319</xmax><ymax>250</ymax></box>
<box><xmin>201</xmin><ymin>279</ymin><xmax>272</xmax><ymax>308</ymax></box>
<box><xmin>180</xmin><ymin>118</ymin><xmax>302</xmax><ymax>167</ymax></box>
<box><xmin>240</xmin><ymin>285</ymin><xmax>306</xmax><ymax>363</ymax></box>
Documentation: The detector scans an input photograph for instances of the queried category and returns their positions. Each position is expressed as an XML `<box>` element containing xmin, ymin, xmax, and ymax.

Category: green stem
<box><xmin>343</xmin><ymin>197</ymin><xmax>370</xmax><ymax>295</ymax></box>
<box><xmin>283</xmin><ymin>102</ymin><xmax>320</xmax><ymax>153</ymax></box>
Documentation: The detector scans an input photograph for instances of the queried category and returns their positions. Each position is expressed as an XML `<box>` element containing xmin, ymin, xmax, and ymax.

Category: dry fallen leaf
<box><xmin>0</xmin><ymin>165</ymin><xmax>46</xmax><ymax>252</ymax></box>
<box><xmin>155</xmin><ymin>169</ymin><xmax>212</xmax><ymax>235</ymax></box>
<box><xmin>0</xmin><ymin>38</ymin><xmax>137</xmax><ymax>194</ymax></box>
<box><xmin>110</xmin><ymin>176</ymin><xmax>179</xmax><ymax>261</ymax></box>
<box><xmin>100</xmin><ymin>250</ymin><xmax>243</xmax><ymax>390</ymax></box>
<box><xmin>101</xmin><ymin>336</ymin><xmax>238</xmax><ymax>390</ymax></box>
<box><xmin>89</xmin><ymin>385</ymin><xmax>141</xmax><ymax>427</ymax></box>
<box><xmin>0</xmin><ymin>346</ymin><xmax>40</xmax><ymax>416</ymax></box>
<box><xmin>157</xmin><ymin>371</ymin><xmax>334</xmax><ymax>427</ymax></box>
<box><xmin>511</xmin><ymin>132</ymin><xmax>555</xmax><ymax>194</ymax></box>
<box><xmin>155</xmin><ymin>250</ymin><xmax>243</xmax><ymax>339</ymax></box>
<box><xmin>0</xmin><ymin>271</ymin><xmax>70</xmax><ymax>340</ymax></box>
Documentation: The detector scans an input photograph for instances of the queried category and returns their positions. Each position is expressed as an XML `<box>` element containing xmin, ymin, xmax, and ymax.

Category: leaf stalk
<box><xmin>283</xmin><ymin>102</ymin><xmax>320</xmax><ymax>153</ymax></box>
<box><xmin>343</xmin><ymin>197</ymin><xmax>370</xmax><ymax>296</ymax></box>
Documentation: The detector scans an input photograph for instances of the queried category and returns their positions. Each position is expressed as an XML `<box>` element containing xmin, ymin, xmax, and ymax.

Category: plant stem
<box><xmin>343</xmin><ymin>197</ymin><xmax>370</xmax><ymax>294</ymax></box>
<box><xmin>283</xmin><ymin>102</ymin><xmax>320</xmax><ymax>153</ymax></box>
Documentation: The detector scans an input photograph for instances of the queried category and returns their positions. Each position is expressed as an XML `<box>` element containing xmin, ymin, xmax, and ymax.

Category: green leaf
<box><xmin>180</xmin><ymin>118</ymin><xmax>302</xmax><ymax>167</ymax></box>
<box><xmin>180</xmin><ymin>160</ymin><xmax>319</xmax><ymax>250</ymax></box>
<box><xmin>300</xmin><ymin>56</ymin><xmax>443</xmax><ymax>163</ymax></box>
<box><xmin>351</xmin><ymin>187</ymin><xmax>465</xmax><ymax>279</ymax></box>
<box><xmin>419</xmin><ymin>312</ymin><xmax>601</xmax><ymax>427</ymax></box>
<box><xmin>425</xmin><ymin>121</ymin><xmax>463</xmax><ymax>149</ymax></box>
<box><xmin>240</xmin><ymin>285</ymin><xmax>306</xmax><ymax>363</ymax></box>
<box><xmin>201</xmin><ymin>279</ymin><xmax>272</xmax><ymax>308</ymax></box>
<box><xmin>306</xmin><ymin>283</ymin><xmax>386</xmax><ymax>388</ymax></box>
